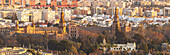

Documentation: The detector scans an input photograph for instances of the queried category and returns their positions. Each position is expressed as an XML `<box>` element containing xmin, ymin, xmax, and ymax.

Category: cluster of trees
<box><xmin>16</xmin><ymin>24</ymin><xmax>170</xmax><ymax>55</ymax></box>
<box><xmin>16</xmin><ymin>34</ymin><xmax>48</xmax><ymax>50</ymax></box>
<box><xmin>47</xmin><ymin>35</ymin><xmax>100</xmax><ymax>55</ymax></box>
<box><xmin>48</xmin><ymin>40</ymin><xmax>81</xmax><ymax>55</ymax></box>
<box><xmin>0</xmin><ymin>24</ymin><xmax>169</xmax><ymax>55</ymax></box>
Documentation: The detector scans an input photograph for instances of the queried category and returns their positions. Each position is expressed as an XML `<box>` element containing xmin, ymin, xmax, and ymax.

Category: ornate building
<box><xmin>0</xmin><ymin>9</ymin><xmax>67</xmax><ymax>38</ymax></box>
<box><xmin>68</xmin><ymin>7</ymin><xmax>132</xmax><ymax>38</ymax></box>
<box><xmin>112</xmin><ymin>7</ymin><xmax>132</xmax><ymax>35</ymax></box>
<box><xmin>59</xmin><ymin>9</ymin><xmax>67</xmax><ymax>34</ymax></box>
<box><xmin>112</xmin><ymin>7</ymin><xmax>120</xmax><ymax>35</ymax></box>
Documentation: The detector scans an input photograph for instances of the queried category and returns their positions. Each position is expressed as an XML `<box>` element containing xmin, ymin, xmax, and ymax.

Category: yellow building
<box><xmin>0</xmin><ymin>9</ymin><xmax>67</xmax><ymax>38</ymax></box>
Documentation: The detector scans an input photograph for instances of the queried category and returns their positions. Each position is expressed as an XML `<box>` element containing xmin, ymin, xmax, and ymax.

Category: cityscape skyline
<box><xmin>0</xmin><ymin>0</ymin><xmax>169</xmax><ymax>55</ymax></box>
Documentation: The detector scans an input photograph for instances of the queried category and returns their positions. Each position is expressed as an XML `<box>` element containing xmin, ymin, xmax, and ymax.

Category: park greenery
<box><xmin>0</xmin><ymin>24</ymin><xmax>169</xmax><ymax>55</ymax></box>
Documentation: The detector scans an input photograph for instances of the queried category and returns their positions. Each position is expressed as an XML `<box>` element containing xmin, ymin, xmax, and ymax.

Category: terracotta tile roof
<box><xmin>35</xmin><ymin>27</ymin><xmax>59</xmax><ymax>31</ymax></box>
<box><xmin>78</xmin><ymin>27</ymin><xmax>112</xmax><ymax>33</ymax></box>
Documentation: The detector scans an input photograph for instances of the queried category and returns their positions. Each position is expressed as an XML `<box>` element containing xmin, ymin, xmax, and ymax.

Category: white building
<box><xmin>64</xmin><ymin>9</ymin><xmax>72</xmax><ymax>21</ymax></box>
<box><xmin>42</xmin><ymin>10</ymin><xmax>55</xmax><ymax>22</ymax></box>
<box><xmin>0</xmin><ymin>47</ymin><xmax>31</xmax><ymax>55</ymax></box>
<box><xmin>0</xmin><ymin>47</ymin><xmax>53</xmax><ymax>55</ymax></box>
<box><xmin>110</xmin><ymin>43</ymin><xmax>136</xmax><ymax>51</ymax></box>
<box><xmin>32</xmin><ymin>11</ymin><xmax>42</xmax><ymax>22</ymax></box>
<box><xmin>100</xmin><ymin>38</ymin><xmax>136</xmax><ymax>54</ymax></box>
<box><xmin>16</xmin><ymin>10</ymin><xmax>30</xmax><ymax>22</ymax></box>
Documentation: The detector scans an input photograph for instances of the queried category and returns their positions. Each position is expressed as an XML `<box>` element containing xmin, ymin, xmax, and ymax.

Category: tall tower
<box><xmin>59</xmin><ymin>8</ymin><xmax>67</xmax><ymax>34</ymax></box>
<box><xmin>112</xmin><ymin>7</ymin><xmax>120</xmax><ymax>35</ymax></box>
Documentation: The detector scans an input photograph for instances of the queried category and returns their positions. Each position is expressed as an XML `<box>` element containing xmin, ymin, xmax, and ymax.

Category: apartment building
<box><xmin>42</xmin><ymin>10</ymin><xmax>55</xmax><ymax>22</ymax></box>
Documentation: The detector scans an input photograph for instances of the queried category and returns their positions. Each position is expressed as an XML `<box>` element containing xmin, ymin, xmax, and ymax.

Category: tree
<box><xmin>58</xmin><ymin>40</ymin><xmax>72</xmax><ymax>51</ymax></box>
<box><xmin>131</xmin><ymin>49</ymin><xmax>136</xmax><ymax>55</ymax></box>
<box><xmin>116</xmin><ymin>31</ymin><xmax>126</xmax><ymax>43</ymax></box>
<box><xmin>79</xmin><ymin>50</ymin><xmax>86</xmax><ymax>55</ymax></box>
<box><xmin>69</xmin><ymin>46</ymin><xmax>78</xmax><ymax>55</ymax></box>
<box><xmin>133</xmin><ymin>34</ymin><xmax>145</xmax><ymax>44</ymax></box>
<box><xmin>111</xmin><ymin>51</ymin><xmax>116</xmax><ymax>55</ymax></box>
<box><xmin>96</xmin><ymin>35</ymin><xmax>103</xmax><ymax>44</ymax></box>
<box><xmin>123</xmin><ymin>50</ymin><xmax>128</xmax><ymax>55</ymax></box>
<box><xmin>48</xmin><ymin>40</ymin><xmax>58</xmax><ymax>50</ymax></box>
<box><xmin>142</xmin><ymin>43</ymin><xmax>149</xmax><ymax>54</ymax></box>
<box><xmin>0</xmin><ymin>39</ymin><xmax>3</xmax><ymax>47</ymax></box>
<box><xmin>116</xmin><ymin>51</ymin><xmax>121</xmax><ymax>55</ymax></box>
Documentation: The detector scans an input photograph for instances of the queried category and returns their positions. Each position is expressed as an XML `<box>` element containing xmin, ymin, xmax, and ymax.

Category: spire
<box><xmin>59</xmin><ymin>8</ymin><xmax>66</xmax><ymax>27</ymax></box>
<box><xmin>114</xmin><ymin>6</ymin><xmax>119</xmax><ymax>22</ymax></box>
<box><xmin>59</xmin><ymin>8</ymin><xmax>67</xmax><ymax>34</ymax></box>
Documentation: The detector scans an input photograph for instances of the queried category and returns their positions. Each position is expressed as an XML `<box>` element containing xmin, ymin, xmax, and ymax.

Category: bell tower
<box><xmin>112</xmin><ymin>6</ymin><xmax>120</xmax><ymax>35</ymax></box>
<box><xmin>59</xmin><ymin>8</ymin><xmax>67</xmax><ymax>34</ymax></box>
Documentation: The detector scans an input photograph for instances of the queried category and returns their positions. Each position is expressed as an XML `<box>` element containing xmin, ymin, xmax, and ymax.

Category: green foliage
<box><xmin>131</xmin><ymin>49</ymin><xmax>136</xmax><ymax>55</ymax></box>
<box><xmin>141</xmin><ymin>43</ymin><xmax>149</xmax><ymax>54</ymax></box>
<box><xmin>48</xmin><ymin>39</ymin><xmax>81</xmax><ymax>54</ymax></box>
<box><xmin>133</xmin><ymin>34</ymin><xmax>145</xmax><ymax>44</ymax></box>
<box><xmin>48</xmin><ymin>40</ymin><xmax>58</xmax><ymax>50</ymax></box>
<box><xmin>69</xmin><ymin>46</ymin><xmax>78</xmax><ymax>55</ymax></box>
<box><xmin>96</xmin><ymin>35</ymin><xmax>103</xmax><ymax>44</ymax></box>
<box><xmin>0</xmin><ymin>39</ymin><xmax>3</xmax><ymax>47</ymax></box>
<box><xmin>79</xmin><ymin>50</ymin><xmax>86</xmax><ymax>55</ymax></box>
<box><xmin>116</xmin><ymin>31</ymin><xmax>126</xmax><ymax>43</ymax></box>
<box><xmin>123</xmin><ymin>50</ymin><xmax>128</xmax><ymax>55</ymax></box>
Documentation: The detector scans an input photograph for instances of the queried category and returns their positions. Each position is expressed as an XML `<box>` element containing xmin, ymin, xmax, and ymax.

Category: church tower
<box><xmin>112</xmin><ymin>7</ymin><xmax>120</xmax><ymax>35</ymax></box>
<box><xmin>59</xmin><ymin>8</ymin><xmax>67</xmax><ymax>34</ymax></box>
